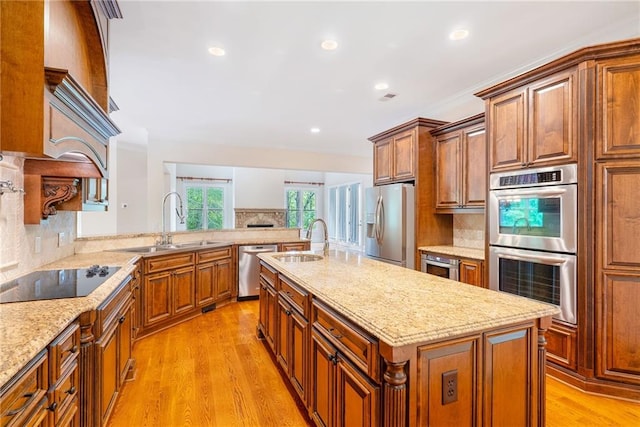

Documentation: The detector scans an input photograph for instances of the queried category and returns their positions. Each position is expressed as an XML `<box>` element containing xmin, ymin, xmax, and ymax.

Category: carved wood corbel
<box><xmin>42</xmin><ymin>177</ymin><xmax>79</xmax><ymax>218</ymax></box>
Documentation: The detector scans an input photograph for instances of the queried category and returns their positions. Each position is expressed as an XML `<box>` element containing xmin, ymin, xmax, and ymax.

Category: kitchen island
<box><xmin>258</xmin><ymin>250</ymin><xmax>559</xmax><ymax>426</ymax></box>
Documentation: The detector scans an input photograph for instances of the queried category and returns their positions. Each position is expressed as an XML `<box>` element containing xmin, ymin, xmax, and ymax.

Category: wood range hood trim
<box><xmin>44</xmin><ymin>67</ymin><xmax>121</xmax><ymax>177</ymax></box>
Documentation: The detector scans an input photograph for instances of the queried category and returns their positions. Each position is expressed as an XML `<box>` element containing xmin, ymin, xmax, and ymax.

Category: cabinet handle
<box><xmin>119</xmin><ymin>316</ymin><xmax>126</xmax><ymax>324</ymax></box>
<box><xmin>285</xmin><ymin>309</ymin><xmax>292</xmax><ymax>316</ymax></box>
<box><xmin>328</xmin><ymin>352</ymin><xmax>339</xmax><ymax>365</ymax></box>
<box><xmin>69</xmin><ymin>345</ymin><xmax>78</xmax><ymax>354</ymax></box>
<box><xmin>328</xmin><ymin>327</ymin><xmax>343</xmax><ymax>339</ymax></box>
<box><xmin>48</xmin><ymin>402</ymin><xmax>58</xmax><ymax>412</ymax></box>
<box><xmin>66</xmin><ymin>386</ymin><xmax>76</xmax><ymax>395</ymax></box>
<box><xmin>5</xmin><ymin>393</ymin><xmax>34</xmax><ymax>416</ymax></box>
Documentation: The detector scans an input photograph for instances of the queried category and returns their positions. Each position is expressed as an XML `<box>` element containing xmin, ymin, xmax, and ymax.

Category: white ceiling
<box><xmin>109</xmin><ymin>1</ymin><xmax>640</xmax><ymax>159</ymax></box>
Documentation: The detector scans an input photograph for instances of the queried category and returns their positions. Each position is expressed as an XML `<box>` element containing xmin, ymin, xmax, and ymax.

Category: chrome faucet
<box><xmin>160</xmin><ymin>191</ymin><xmax>185</xmax><ymax>246</ymax></box>
<box><xmin>305</xmin><ymin>218</ymin><xmax>329</xmax><ymax>255</ymax></box>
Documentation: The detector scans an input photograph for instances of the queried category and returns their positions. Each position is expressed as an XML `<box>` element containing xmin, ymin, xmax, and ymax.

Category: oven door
<box><xmin>489</xmin><ymin>246</ymin><xmax>576</xmax><ymax>324</ymax></box>
<box><xmin>489</xmin><ymin>184</ymin><xmax>577</xmax><ymax>253</ymax></box>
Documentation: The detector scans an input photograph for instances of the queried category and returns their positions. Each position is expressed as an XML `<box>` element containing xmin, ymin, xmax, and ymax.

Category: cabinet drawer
<box><xmin>51</xmin><ymin>362</ymin><xmax>79</xmax><ymax>424</ymax></box>
<box><xmin>49</xmin><ymin>322</ymin><xmax>80</xmax><ymax>383</ymax></box>
<box><xmin>280</xmin><ymin>275</ymin><xmax>309</xmax><ymax>317</ymax></box>
<box><xmin>0</xmin><ymin>350</ymin><xmax>48</xmax><ymax>427</ymax></box>
<box><xmin>260</xmin><ymin>263</ymin><xmax>277</xmax><ymax>288</ymax></box>
<box><xmin>146</xmin><ymin>252</ymin><xmax>195</xmax><ymax>273</ymax></box>
<box><xmin>313</xmin><ymin>300</ymin><xmax>379</xmax><ymax>380</ymax></box>
<box><xmin>197</xmin><ymin>246</ymin><xmax>231</xmax><ymax>263</ymax></box>
<box><xmin>96</xmin><ymin>276</ymin><xmax>132</xmax><ymax>337</ymax></box>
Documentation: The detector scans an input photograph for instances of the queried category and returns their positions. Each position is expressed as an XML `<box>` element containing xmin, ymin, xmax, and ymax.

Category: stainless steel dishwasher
<box><xmin>238</xmin><ymin>244</ymin><xmax>278</xmax><ymax>300</ymax></box>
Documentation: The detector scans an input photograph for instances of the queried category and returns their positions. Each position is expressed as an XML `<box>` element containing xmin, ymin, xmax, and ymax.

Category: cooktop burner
<box><xmin>0</xmin><ymin>265</ymin><xmax>121</xmax><ymax>304</ymax></box>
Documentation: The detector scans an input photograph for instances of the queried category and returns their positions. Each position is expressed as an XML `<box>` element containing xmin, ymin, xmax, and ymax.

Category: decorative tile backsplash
<box><xmin>453</xmin><ymin>214</ymin><xmax>485</xmax><ymax>249</ymax></box>
<box><xmin>235</xmin><ymin>208</ymin><xmax>286</xmax><ymax>228</ymax></box>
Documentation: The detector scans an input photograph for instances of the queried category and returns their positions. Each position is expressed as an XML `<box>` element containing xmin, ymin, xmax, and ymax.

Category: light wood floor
<box><xmin>108</xmin><ymin>300</ymin><xmax>640</xmax><ymax>427</ymax></box>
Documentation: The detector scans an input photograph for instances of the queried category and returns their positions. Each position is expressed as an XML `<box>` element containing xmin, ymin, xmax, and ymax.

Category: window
<box><xmin>184</xmin><ymin>183</ymin><xmax>230</xmax><ymax>230</ymax></box>
<box><xmin>285</xmin><ymin>188</ymin><xmax>317</xmax><ymax>230</ymax></box>
<box><xmin>328</xmin><ymin>183</ymin><xmax>360</xmax><ymax>246</ymax></box>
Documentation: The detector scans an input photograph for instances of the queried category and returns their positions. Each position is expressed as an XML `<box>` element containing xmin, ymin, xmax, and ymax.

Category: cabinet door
<box><xmin>215</xmin><ymin>258</ymin><xmax>232</xmax><ymax>301</ymax></box>
<box><xmin>335</xmin><ymin>356</ymin><xmax>379</xmax><ymax>427</ymax></box>
<box><xmin>172</xmin><ymin>266</ymin><xmax>196</xmax><ymax>315</ymax></box>
<box><xmin>97</xmin><ymin>322</ymin><xmax>118</xmax><ymax>426</ymax></box>
<box><xmin>528</xmin><ymin>70</ymin><xmax>577</xmax><ymax>167</ymax></box>
<box><xmin>131</xmin><ymin>265</ymin><xmax>141</xmax><ymax>340</ymax></box>
<box><xmin>279</xmin><ymin>242</ymin><xmax>310</xmax><ymax>252</ymax></box>
<box><xmin>143</xmin><ymin>272</ymin><xmax>171</xmax><ymax>327</ymax></box>
<box><xmin>373</xmin><ymin>138</ymin><xmax>393</xmax><ymax>184</ymax></box>
<box><xmin>392</xmin><ymin>130</ymin><xmax>415</xmax><ymax>181</ymax></box>
<box><xmin>258</xmin><ymin>279</ymin><xmax>269</xmax><ymax>338</ymax></box>
<box><xmin>311</xmin><ymin>329</ymin><xmax>336</xmax><ymax>427</ymax></box>
<box><xmin>118</xmin><ymin>305</ymin><xmax>133</xmax><ymax>384</ymax></box>
<box><xmin>459</xmin><ymin>260</ymin><xmax>483</xmax><ymax>287</ymax></box>
<box><xmin>596</xmin><ymin>272</ymin><xmax>640</xmax><ymax>384</ymax></box>
<box><xmin>290</xmin><ymin>309</ymin><xmax>308</xmax><ymax>404</ymax></box>
<box><xmin>196</xmin><ymin>262</ymin><xmax>215</xmax><ymax>307</ymax></box>
<box><xmin>488</xmin><ymin>88</ymin><xmax>526</xmax><ymax>172</ymax></box>
<box><xmin>463</xmin><ymin>126</ymin><xmax>486</xmax><ymax>207</ymax></box>
<box><xmin>276</xmin><ymin>298</ymin><xmax>291</xmax><ymax>373</ymax></box>
<box><xmin>596</xmin><ymin>54</ymin><xmax>640</xmax><ymax>159</ymax></box>
<box><xmin>435</xmin><ymin>131</ymin><xmax>461</xmax><ymax>208</ymax></box>
<box><xmin>265</xmin><ymin>285</ymin><xmax>278</xmax><ymax>353</ymax></box>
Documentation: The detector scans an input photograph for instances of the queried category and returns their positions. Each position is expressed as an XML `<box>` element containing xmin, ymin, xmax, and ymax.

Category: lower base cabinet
<box><xmin>311</xmin><ymin>329</ymin><xmax>379</xmax><ymax>427</ymax></box>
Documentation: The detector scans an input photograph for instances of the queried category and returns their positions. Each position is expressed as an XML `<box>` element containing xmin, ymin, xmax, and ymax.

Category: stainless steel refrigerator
<box><xmin>365</xmin><ymin>183</ymin><xmax>415</xmax><ymax>269</ymax></box>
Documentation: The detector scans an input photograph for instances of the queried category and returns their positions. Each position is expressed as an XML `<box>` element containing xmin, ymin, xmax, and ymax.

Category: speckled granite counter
<box><xmin>259</xmin><ymin>250</ymin><xmax>558</xmax><ymax>348</ymax></box>
<box><xmin>418</xmin><ymin>245</ymin><xmax>485</xmax><ymax>261</ymax></box>
<box><xmin>0</xmin><ymin>252</ymin><xmax>139</xmax><ymax>388</ymax></box>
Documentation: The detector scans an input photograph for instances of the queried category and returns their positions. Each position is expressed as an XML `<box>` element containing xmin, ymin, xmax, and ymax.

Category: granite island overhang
<box><xmin>258</xmin><ymin>249</ymin><xmax>560</xmax><ymax>426</ymax></box>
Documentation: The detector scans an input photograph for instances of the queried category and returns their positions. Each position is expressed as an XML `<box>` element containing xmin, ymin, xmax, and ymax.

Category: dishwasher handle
<box><xmin>241</xmin><ymin>246</ymin><xmax>279</xmax><ymax>254</ymax></box>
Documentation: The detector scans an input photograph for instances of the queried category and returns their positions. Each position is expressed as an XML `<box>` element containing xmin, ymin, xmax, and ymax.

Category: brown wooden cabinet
<box><xmin>196</xmin><ymin>246</ymin><xmax>233</xmax><ymax>307</ymax></box>
<box><xmin>372</xmin><ymin>129</ymin><xmax>417</xmax><ymax>184</ymax></box>
<box><xmin>484</xmin><ymin>69</ymin><xmax>578</xmax><ymax>172</ymax></box>
<box><xmin>459</xmin><ymin>259</ymin><xmax>483</xmax><ymax>287</ymax></box>
<box><xmin>278</xmin><ymin>241</ymin><xmax>311</xmax><ymax>252</ymax></box>
<box><xmin>0</xmin><ymin>350</ymin><xmax>49</xmax><ymax>427</ymax></box>
<box><xmin>258</xmin><ymin>263</ymin><xmax>279</xmax><ymax>354</ymax></box>
<box><xmin>433</xmin><ymin>114</ymin><xmax>486</xmax><ymax>212</ymax></box>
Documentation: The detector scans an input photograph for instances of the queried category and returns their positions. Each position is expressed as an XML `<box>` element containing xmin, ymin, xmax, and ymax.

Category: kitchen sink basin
<box><xmin>114</xmin><ymin>240</ymin><xmax>226</xmax><ymax>254</ymax></box>
<box><xmin>273</xmin><ymin>254</ymin><xmax>324</xmax><ymax>263</ymax></box>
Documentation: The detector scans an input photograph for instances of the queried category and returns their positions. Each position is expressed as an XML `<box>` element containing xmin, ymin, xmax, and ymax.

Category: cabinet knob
<box><xmin>66</xmin><ymin>386</ymin><xmax>76</xmax><ymax>395</ymax></box>
<box><xmin>328</xmin><ymin>327</ymin><xmax>343</xmax><ymax>339</ymax></box>
<box><xmin>285</xmin><ymin>309</ymin><xmax>292</xmax><ymax>316</ymax></box>
<box><xmin>48</xmin><ymin>402</ymin><xmax>58</xmax><ymax>412</ymax></box>
<box><xmin>70</xmin><ymin>345</ymin><xmax>78</xmax><ymax>354</ymax></box>
<box><xmin>521</xmin><ymin>162</ymin><xmax>527</xmax><ymax>167</ymax></box>
<box><xmin>119</xmin><ymin>316</ymin><xmax>126</xmax><ymax>324</ymax></box>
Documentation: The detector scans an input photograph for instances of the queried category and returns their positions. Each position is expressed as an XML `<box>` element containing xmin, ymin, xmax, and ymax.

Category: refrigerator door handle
<box><xmin>377</xmin><ymin>196</ymin><xmax>385</xmax><ymax>244</ymax></box>
<box><xmin>374</xmin><ymin>196</ymin><xmax>382</xmax><ymax>242</ymax></box>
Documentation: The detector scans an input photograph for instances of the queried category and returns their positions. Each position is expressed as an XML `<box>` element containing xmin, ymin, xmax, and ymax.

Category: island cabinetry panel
<box><xmin>130</xmin><ymin>262</ymin><xmax>142</xmax><ymax>341</ymax></box>
<box><xmin>258</xmin><ymin>263</ymin><xmax>279</xmax><ymax>354</ymax></box>
<box><xmin>433</xmin><ymin>114</ymin><xmax>486</xmax><ymax>212</ymax></box>
<box><xmin>140</xmin><ymin>252</ymin><xmax>197</xmax><ymax>337</ymax></box>
<box><xmin>196</xmin><ymin>246</ymin><xmax>233</xmax><ymax>307</ymax></box>
<box><xmin>485</xmin><ymin>68</ymin><xmax>578</xmax><ymax>172</ymax></box>
<box><xmin>48</xmin><ymin>322</ymin><xmax>80</xmax><ymax>426</ymax></box>
<box><xmin>459</xmin><ymin>259</ymin><xmax>484</xmax><ymax>287</ymax></box>
<box><xmin>417</xmin><ymin>335</ymin><xmax>480</xmax><ymax>426</ymax></box>
<box><xmin>545</xmin><ymin>322</ymin><xmax>577</xmax><ymax>371</ymax></box>
<box><xmin>276</xmin><ymin>275</ymin><xmax>310</xmax><ymax>404</ymax></box>
<box><xmin>94</xmin><ymin>277</ymin><xmax>134</xmax><ymax>427</ymax></box>
<box><xmin>279</xmin><ymin>241</ymin><xmax>311</xmax><ymax>252</ymax></box>
<box><xmin>0</xmin><ymin>350</ymin><xmax>49</xmax><ymax>427</ymax></box>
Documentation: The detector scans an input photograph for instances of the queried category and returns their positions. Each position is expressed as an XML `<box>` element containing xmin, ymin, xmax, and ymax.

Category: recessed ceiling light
<box><xmin>321</xmin><ymin>40</ymin><xmax>338</xmax><ymax>51</ymax></box>
<box><xmin>208</xmin><ymin>46</ymin><xmax>226</xmax><ymax>56</ymax></box>
<box><xmin>449</xmin><ymin>29</ymin><xmax>469</xmax><ymax>41</ymax></box>
<box><xmin>374</xmin><ymin>82</ymin><xmax>389</xmax><ymax>91</ymax></box>
<box><xmin>310</xmin><ymin>127</ymin><xmax>320</xmax><ymax>133</ymax></box>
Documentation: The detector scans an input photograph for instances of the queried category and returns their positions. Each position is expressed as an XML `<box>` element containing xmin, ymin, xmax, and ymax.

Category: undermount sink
<box><xmin>114</xmin><ymin>240</ymin><xmax>225</xmax><ymax>254</ymax></box>
<box><xmin>273</xmin><ymin>253</ymin><xmax>324</xmax><ymax>263</ymax></box>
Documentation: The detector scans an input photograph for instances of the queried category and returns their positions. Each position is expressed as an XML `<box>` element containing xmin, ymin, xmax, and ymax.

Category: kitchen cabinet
<box><xmin>276</xmin><ymin>275</ymin><xmax>310</xmax><ymax>404</ymax></box>
<box><xmin>483</xmin><ymin>69</ymin><xmax>578</xmax><ymax>172</ymax></box>
<box><xmin>433</xmin><ymin>114</ymin><xmax>486</xmax><ymax>212</ymax></box>
<box><xmin>0</xmin><ymin>351</ymin><xmax>49</xmax><ymax>427</ymax></box>
<box><xmin>459</xmin><ymin>259</ymin><xmax>483</xmax><ymax>287</ymax></box>
<box><xmin>258</xmin><ymin>263</ymin><xmax>279</xmax><ymax>354</ymax></box>
<box><xmin>196</xmin><ymin>246</ymin><xmax>233</xmax><ymax>307</ymax></box>
<box><xmin>140</xmin><ymin>252</ymin><xmax>197</xmax><ymax>338</ymax></box>
<box><xmin>278</xmin><ymin>241</ymin><xmax>311</xmax><ymax>252</ymax></box>
<box><xmin>1</xmin><ymin>0</ymin><xmax>121</xmax><ymax>223</ymax></box>
<box><xmin>95</xmin><ymin>277</ymin><xmax>134</xmax><ymax>426</ymax></box>
<box><xmin>369</xmin><ymin>118</ymin><xmax>454</xmax><ymax>268</ymax></box>
<box><xmin>130</xmin><ymin>262</ymin><xmax>142</xmax><ymax>341</ymax></box>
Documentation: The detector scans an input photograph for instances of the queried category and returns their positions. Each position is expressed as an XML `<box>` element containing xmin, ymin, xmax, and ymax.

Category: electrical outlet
<box><xmin>442</xmin><ymin>370</ymin><xmax>458</xmax><ymax>405</ymax></box>
<box><xmin>35</xmin><ymin>236</ymin><xmax>42</xmax><ymax>254</ymax></box>
<box><xmin>58</xmin><ymin>232</ymin><xmax>65</xmax><ymax>247</ymax></box>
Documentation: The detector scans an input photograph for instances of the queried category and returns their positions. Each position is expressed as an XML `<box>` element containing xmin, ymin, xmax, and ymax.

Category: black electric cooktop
<box><xmin>0</xmin><ymin>265</ymin><xmax>120</xmax><ymax>304</ymax></box>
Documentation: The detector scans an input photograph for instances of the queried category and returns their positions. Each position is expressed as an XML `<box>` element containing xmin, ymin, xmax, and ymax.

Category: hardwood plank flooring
<box><xmin>108</xmin><ymin>300</ymin><xmax>640</xmax><ymax>427</ymax></box>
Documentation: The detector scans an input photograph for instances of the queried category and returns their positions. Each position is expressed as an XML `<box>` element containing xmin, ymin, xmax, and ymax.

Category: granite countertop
<box><xmin>0</xmin><ymin>252</ymin><xmax>140</xmax><ymax>388</ymax></box>
<box><xmin>418</xmin><ymin>245</ymin><xmax>485</xmax><ymax>261</ymax></box>
<box><xmin>259</xmin><ymin>250</ymin><xmax>558</xmax><ymax>348</ymax></box>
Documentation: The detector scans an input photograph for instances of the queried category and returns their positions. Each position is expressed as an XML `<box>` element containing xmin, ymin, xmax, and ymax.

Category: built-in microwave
<box><xmin>488</xmin><ymin>164</ymin><xmax>578</xmax><ymax>254</ymax></box>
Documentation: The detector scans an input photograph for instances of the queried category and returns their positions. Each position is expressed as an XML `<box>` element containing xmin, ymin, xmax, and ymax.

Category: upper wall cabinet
<box><xmin>432</xmin><ymin>113</ymin><xmax>486</xmax><ymax>212</ymax></box>
<box><xmin>369</xmin><ymin>118</ymin><xmax>447</xmax><ymax>185</ymax></box>
<box><xmin>0</xmin><ymin>0</ymin><xmax>121</xmax><ymax>177</ymax></box>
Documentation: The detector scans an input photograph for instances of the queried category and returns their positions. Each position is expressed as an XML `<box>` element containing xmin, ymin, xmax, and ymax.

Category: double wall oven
<box><xmin>488</xmin><ymin>164</ymin><xmax>577</xmax><ymax>325</ymax></box>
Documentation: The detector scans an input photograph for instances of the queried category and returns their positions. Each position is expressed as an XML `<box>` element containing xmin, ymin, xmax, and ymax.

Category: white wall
<box><xmin>234</xmin><ymin>167</ymin><xmax>285</xmax><ymax>209</ymax></box>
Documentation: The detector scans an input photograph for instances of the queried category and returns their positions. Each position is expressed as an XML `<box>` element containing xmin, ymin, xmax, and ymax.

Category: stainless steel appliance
<box><xmin>0</xmin><ymin>265</ymin><xmax>121</xmax><ymax>303</ymax></box>
<box><xmin>365</xmin><ymin>183</ymin><xmax>414</xmax><ymax>268</ymax></box>
<box><xmin>421</xmin><ymin>253</ymin><xmax>459</xmax><ymax>280</ymax></box>
<box><xmin>238</xmin><ymin>244</ymin><xmax>278</xmax><ymax>300</ymax></box>
<box><xmin>488</xmin><ymin>164</ymin><xmax>578</xmax><ymax>324</ymax></box>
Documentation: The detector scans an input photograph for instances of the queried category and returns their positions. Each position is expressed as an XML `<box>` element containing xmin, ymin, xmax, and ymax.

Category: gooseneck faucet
<box><xmin>305</xmin><ymin>218</ymin><xmax>329</xmax><ymax>256</ymax></box>
<box><xmin>160</xmin><ymin>191</ymin><xmax>185</xmax><ymax>245</ymax></box>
